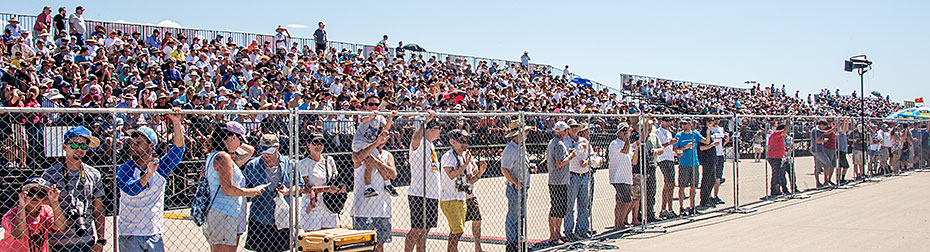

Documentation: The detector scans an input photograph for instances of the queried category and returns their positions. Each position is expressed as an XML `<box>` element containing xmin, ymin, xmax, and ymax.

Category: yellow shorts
<box><xmin>439</xmin><ymin>200</ymin><xmax>466</xmax><ymax>234</ymax></box>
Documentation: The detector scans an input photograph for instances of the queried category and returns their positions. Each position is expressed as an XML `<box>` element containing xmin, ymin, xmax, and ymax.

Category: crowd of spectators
<box><xmin>625</xmin><ymin>79</ymin><xmax>904</xmax><ymax>117</ymax></box>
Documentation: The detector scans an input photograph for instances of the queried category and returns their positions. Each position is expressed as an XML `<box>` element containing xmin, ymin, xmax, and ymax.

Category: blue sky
<box><xmin>6</xmin><ymin>1</ymin><xmax>929</xmax><ymax>104</ymax></box>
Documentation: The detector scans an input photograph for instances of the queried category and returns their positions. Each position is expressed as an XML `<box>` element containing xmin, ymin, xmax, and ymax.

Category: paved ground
<box><xmin>4</xmin><ymin>156</ymin><xmax>923</xmax><ymax>252</ymax></box>
<box><xmin>554</xmin><ymin>170</ymin><xmax>930</xmax><ymax>252</ymax></box>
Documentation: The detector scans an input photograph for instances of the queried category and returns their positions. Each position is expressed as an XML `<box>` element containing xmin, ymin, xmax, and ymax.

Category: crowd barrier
<box><xmin>0</xmin><ymin>107</ymin><xmax>925</xmax><ymax>252</ymax></box>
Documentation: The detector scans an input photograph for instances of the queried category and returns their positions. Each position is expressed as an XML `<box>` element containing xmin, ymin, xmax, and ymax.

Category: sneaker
<box><xmin>719</xmin><ymin>178</ymin><xmax>726</xmax><ymax>185</ymax></box>
<box><xmin>363</xmin><ymin>187</ymin><xmax>379</xmax><ymax>198</ymax></box>
<box><xmin>679</xmin><ymin>208</ymin><xmax>688</xmax><ymax>216</ymax></box>
<box><xmin>384</xmin><ymin>184</ymin><xmax>399</xmax><ymax>197</ymax></box>
<box><xmin>668</xmin><ymin>211</ymin><xmax>679</xmax><ymax>218</ymax></box>
<box><xmin>715</xmin><ymin>197</ymin><xmax>725</xmax><ymax>205</ymax></box>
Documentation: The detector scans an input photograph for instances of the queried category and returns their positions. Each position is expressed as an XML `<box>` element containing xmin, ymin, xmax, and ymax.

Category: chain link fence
<box><xmin>0</xmin><ymin>108</ymin><xmax>926</xmax><ymax>252</ymax></box>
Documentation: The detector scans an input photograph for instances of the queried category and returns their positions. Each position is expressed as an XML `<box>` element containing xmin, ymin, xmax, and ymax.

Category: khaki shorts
<box><xmin>440</xmin><ymin>200</ymin><xmax>466</xmax><ymax>234</ymax></box>
<box><xmin>202</xmin><ymin>208</ymin><xmax>245</xmax><ymax>246</ymax></box>
<box><xmin>852</xmin><ymin>150</ymin><xmax>865</xmax><ymax>166</ymax></box>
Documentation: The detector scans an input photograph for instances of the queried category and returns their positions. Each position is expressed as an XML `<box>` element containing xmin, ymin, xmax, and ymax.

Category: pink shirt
<box><xmin>0</xmin><ymin>205</ymin><xmax>54</xmax><ymax>252</ymax></box>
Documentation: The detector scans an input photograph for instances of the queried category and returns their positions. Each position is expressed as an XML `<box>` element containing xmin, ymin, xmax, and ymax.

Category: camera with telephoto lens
<box><xmin>66</xmin><ymin>208</ymin><xmax>89</xmax><ymax>236</ymax></box>
<box><xmin>455</xmin><ymin>177</ymin><xmax>473</xmax><ymax>194</ymax></box>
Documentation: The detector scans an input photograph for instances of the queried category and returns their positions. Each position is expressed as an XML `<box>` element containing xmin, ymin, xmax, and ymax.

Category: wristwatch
<box><xmin>96</xmin><ymin>239</ymin><xmax>107</xmax><ymax>246</ymax></box>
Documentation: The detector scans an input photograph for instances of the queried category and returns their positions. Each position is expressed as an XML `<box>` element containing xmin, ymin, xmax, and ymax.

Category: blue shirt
<box><xmin>242</xmin><ymin>154</ymin><xmax>301</xmax><ymax>225</ymax></box>
<box><xmin>144</xmin><ymin>35</ymin><xmax>160</xmax><ymax>49</ymax></box>
<box><xmin>675</xmin><ymin>130</ymin><xmax>704</xmax><ymax>167</ymax></box>
<box><xmin>117</xmin><ymin>145</ymin><xmax>186</xmax><ymax>196</ymax></box>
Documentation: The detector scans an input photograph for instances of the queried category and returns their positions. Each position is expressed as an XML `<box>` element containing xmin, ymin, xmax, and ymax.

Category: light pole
<box><xmin>845</xmin><ymin>55</ymin><xmax>872</xmax><ymax>182</ymax></box>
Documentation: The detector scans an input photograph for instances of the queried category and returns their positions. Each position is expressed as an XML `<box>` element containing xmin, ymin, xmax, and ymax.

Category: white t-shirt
<box><xmin>275</xmin><ymin>33</ymin><xmax>287</xmax><ymax>49</ymax></box>
<box><xmin>439</xmin><ymin>150</ymin><xmax>473</xmax><ymax>201</ymax></box>
<box><xmin>297</xmin><ymin>156</ymin><xmax>339</xmax><ymax>229</ymax></box>
<box><xmin>607</xmin><ymin>138</ymin><xmax>633</xmax><ymax>185</ymax></box>
<box><xmin>352</xmin><ymin>115</ymin><xmax>386</xmax><ymax>157</ymax></box>
<box><xmin>655</xmin><ymin>126</ymin><xmax>675</xmax><ymax>161</ymax></box>
<box><xmin>569</xmin><ymin>137</ymin><xmax>590</xmax><ymax>174</ymax></box>
<box><xmin>880</xmin><ymin>130</ymin><xmax>892</xmax><ymax>147</ymax></box>
<box><xmin>408</xmin><ymin>140</ymin><xmax>441</xmax><ymax>199</ymax></box>
<box><xmin>711</xmin><ymin>126</ymin><xmax>726</xmax><ymax>156</ymax></box>
<box><xmin>350</xmin><ymin>151</ymin><xmax>392</xmax><ymax>218</ymax></box>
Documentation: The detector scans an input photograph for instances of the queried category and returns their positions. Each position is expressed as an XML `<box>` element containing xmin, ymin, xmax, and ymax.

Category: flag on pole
<box><xmin>916</xmin><ymin>97</ymin><xmax>924</xmax><ymax>103</ymax></box>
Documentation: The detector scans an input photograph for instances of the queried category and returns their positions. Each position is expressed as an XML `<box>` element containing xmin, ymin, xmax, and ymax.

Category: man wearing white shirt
<box><xmin>878</xmin><ymin>124</ymin><xmax>892</xmax><ymax>171</ymax></box>
<box><xmin>710</xmin><ymin>119</ymin><xmax>728</xmax><ymax>204</ymax></box>
<box><xmin>563</xmin><ymin>120</ymin><xmax>592</xmax><ymax>241</ymax></box>
<box><xmin>439</xmin><ymin>130</ymin><xmax>478</xmax><ymax>252</ymax></box>
<box><xmin>405</xmin><ymin>111</ymin><xmax>442</xmax><ymax>252</ymax></box>
<box><xmin>345</xmin><ymin>131</ymin><xmax>397</xmax><ymax>252</ymax></box>
<box><xmin>607</xmin><ymin>123</ymin><xmax>636</xmax><ymax>230</ymax></box>
<box><xmin>655</xmin><ymin>118</ymin><xmax>679</xmax><ymax>219</ymax></box>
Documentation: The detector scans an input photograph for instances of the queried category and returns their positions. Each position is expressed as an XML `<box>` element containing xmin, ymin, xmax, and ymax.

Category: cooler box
<box><xmin>297</xmin><ymin>228</ymin><xmax>377</xmax><ymax>252</ymax></box>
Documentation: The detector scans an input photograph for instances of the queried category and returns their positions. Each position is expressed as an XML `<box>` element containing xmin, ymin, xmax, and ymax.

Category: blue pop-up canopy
<box><xmin>885</xmin><ymin>107</ymin><xmax>930</xmax><ymax>120</ymax></box>
<box><xmin>571</xmin><ymin>77</ymin><xmax>592</xmax><ymax>86</ymax></box>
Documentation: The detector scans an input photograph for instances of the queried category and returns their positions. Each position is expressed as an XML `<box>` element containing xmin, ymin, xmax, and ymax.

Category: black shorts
<box><xmin>611</xmin><ymin>183</ymin><xmax>633</xmax><ymax>203</ymax></box>
<box><xmin>678</xmin><ymin>166</ymin><xmax>699</xmax><ymax>187</ymax></box>
<box><xmin>244</xmin><ymin>220</ymin><xmax>290</xmax><ymax>252</ymax></box>
<box><xmin>838</xmin><ymin>151</ymin><xmax>850</xmax><ymax>168</ymax></box>
<box><xmin>549</xmin><ymin>184</ymin><xmax>568</xmax><ymax>218</ymax></box>
<box><xmin>658</xmin><ymin>160</ymin><xmax>676</xmax><ymax>184</ymax></box>
<box><xmin>465</xmin><ymin>197</ymin><xmax>482</xmax><ymax>221</ymax></box>
<box><xmin>409</xmin><ymin>195</ymin><xmax>439</xmax><ymax>229</ymax></box>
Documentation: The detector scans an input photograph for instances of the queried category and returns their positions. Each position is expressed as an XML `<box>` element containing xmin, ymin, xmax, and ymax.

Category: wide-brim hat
<box><xmin>275</xmin><ymin>25</ymin><xmax>285</xmax><ymax>31</ymax></box>
<box><xmin>504</xmin><ymin>120</ymin><xmax>536</xmax><ymax>138</ymax></box>
<box><xmin>7</xmin><ymin>17</ymin><xmax>19</xmax><ymax>23</ymax></box>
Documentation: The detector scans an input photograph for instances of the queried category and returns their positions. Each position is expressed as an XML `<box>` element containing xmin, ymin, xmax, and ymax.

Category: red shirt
<box><xmin>767</xmin><ymin>130</ymin><xmax>786</xmax><ymax>159</ymax></box>
<box><xmin>824</xmin><ymin>131</ymin><xmax>837</xmax><ymax>150</ymax></box>
<box><xmin>0</xmin><ymin>205</ymin><xmax>54</xmax><ymax>252</ymax></box>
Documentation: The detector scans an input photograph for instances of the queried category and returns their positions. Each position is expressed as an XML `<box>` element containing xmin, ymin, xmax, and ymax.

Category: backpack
<box><xmin>191</xmin><ymin>151</ymin><xmax>220</xmax><ymax>227</ymax></box>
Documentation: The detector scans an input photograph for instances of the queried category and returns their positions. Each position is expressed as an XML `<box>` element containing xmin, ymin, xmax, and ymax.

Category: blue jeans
<box><xmin>563</xmin><ymin>173</ymin><xmax>591</xmax><ymax>237</ymax></box>
<box><xmin>118</xmin><ymin>234</ymin><xmax>166</xmax><ymax>252</ymax></box>
<box><xmin>505</xmin><ymin>184</ymin><xmax>526</xmax><ymax>245</ymax></box>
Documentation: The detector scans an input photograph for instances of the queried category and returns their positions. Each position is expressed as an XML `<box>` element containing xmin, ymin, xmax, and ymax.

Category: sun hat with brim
<box><xmin>7</xmin><ymin>17</ymin><xmax>19</xmax><ymax>23</ymax></box>
<box><xmin>276</xmin><ymin>25</ymin><xmax>286</xmax><ymax>32</ymax></box>
<box><xmin>504</xmin><ymin>120</ymin><xmax>536</xmax><ymax>138</ymax></box>
<box><xmin>616</xmin><ymin>122</ymin><xmax>631</xmax><ymax>135</ymax></box>
<box><xmin>567</xmin><ymin>119</ymin><xmax>583</xmax><ymax>128</ymax></box>
<box><xmin>553</xmin><ymin>121</ymin><xmax>570</xmax><ymax>132</ymax></box>
<box><xmin>223</xmin><ymin>121</ymin><xmax>250</xmax><ymax>154</ymax></box>
<box><xmin>63</xmin><ymin>126</ymin><xmax>101</xmax><ymax>148</ymax></box>
<box><xmin>145</xmin><ymin>82</ymin><xmax>159</xmax><ymax>90</ymax></box>
<box><xmin>45</xmin><ymin>89</ymin><xmax>65</xmax><ymax>100</ymax></box>
<box><xmin>85</xmin><ymin>38</ymin><xmax>97</xmax><ymax>44</ymax></box>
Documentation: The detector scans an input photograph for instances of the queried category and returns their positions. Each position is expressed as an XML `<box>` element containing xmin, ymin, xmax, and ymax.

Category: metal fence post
<box><xmin>110</xmin><ymin>113</ymin><xmax>120</xmax><ymax>252</ymax></box>
<box><xmin>729</xmin><ymin>114</ymin><xmax>756</xmax><ymax>214</ymax></box>
<box><xmin>289</xmin><ymin>110</ymin><xmax>299</xmax><ymax>252</ymax></box>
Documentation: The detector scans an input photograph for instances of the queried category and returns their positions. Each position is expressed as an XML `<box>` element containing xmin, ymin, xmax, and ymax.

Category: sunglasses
<box><xmin>311</xmin><ymin>140</ymin><xmax>325</xmax><ymax>146</ymax></box>
<box><xmin>366</xmin><ymin>102</ymin><xmax>380</xmax><ymax>107</ymax></box>
<box><xmin>67</xmin><ymin>142</ymin><xmax>89</xmax><ymax>150</ymax></box>
<box><xmin>25</xmin><ymin>187</ymin><xmax>48</xmax><ymax>199</ymax></box>
<box><xmin>456</xmin><ymin>137</ymin><xmax>470</xmax><ymax>144</ymax></box>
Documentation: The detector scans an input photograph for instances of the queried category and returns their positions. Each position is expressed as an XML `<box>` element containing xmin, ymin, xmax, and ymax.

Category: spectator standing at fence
<box><xmin>836</xmin><ymin>122</ymin><xmax>851</xmax><ymax>184</ymax></box>
<box><xmin>354</xmin><ymin>96</ymin><xmax>398</xmax><ymax>198</ymax></box>
<box><xmin>811</xmin><ymin>120</ymin><xmax>835</xmax><ymax>188</ymax></box>
<box><xmin>673</xmin><ymin>119</ymin><xmax>707</xmax><ymax>216</ymax></box>
<box><xmin>849</xmin><ymin>123</ymin><xmax>866</xmax><ymax>180</ymax></box>
<box><xmin>242</xmin><ymin>134</ymin><xmax>300</xmax><ymax>252</ymax></box>
<box><xmin>563</xmin><ymin>120</ymin><xmax>591</xmax><ymax>241</ymax></box>
<box><xmin>34</xmin><ymin>6</ymin><xmax>53</xmax><ymax>41</ymax></box>
<box><xmin>41</xmin><ymin>126</ymin><xmax>107</xmax><ymax>252</ymax></box>
<box><xmin>299</xmin><ymin>133</ymin><xmax>341</xmax><ymax>231</ymax></box>
<box><xmin>0</xmin><ymin>177</ymin><xmax>65</xmax><ymax>252</ymax></box>
<box><xmin>350</xmin><ymin>132</ymin><xmax>396</xmax><ymax>252</ymax></box>
<box><xmin>405</xmin><ymin>111</ymin><xmax>442</xmax><ymax>252</ymax></box>
<box><xmin>544</xmin><ymin>121</ymin><xmax>575</xmax><ymax>244</ymax></box>
<box><xmin>115</xmin><ymin>110</ymin><xmax>185</xmax><ymax>252</ymax></box>
<box><xmin>639</xmin><ymin>118</ymin><xmax>664</xmax><ymax>222</ymax></box>
<box><xmin>53</xmin><ymin>7</ymin><xmax>66</xmax><ymax>40</ymax></box>
<box><xmin>202</xmin><ymin>122</ymin><xmax>262</xmax><ymax>252</ymax></box>
<box><xmin>313</xmin><ymin>22</ymin><xmax>327</xmax><ymax>54</ymax></box>
<box><xmin>878</xmin><ymin>123</ymin><xmax>892</xmax><ymax>173</ymax></box>
<box><xmin>501</xmin><ymin>121</ymin><xmax>533</xmax><ymax>252</ymax></box>
<box><xmin>655</xmin><ymin>118</ymin><xmax>678</xmax><ymax>219</ymax></box>
<box><xmin>439</xmin><ymin>129</ymin><xmax>481</xmax><ymax>252</ymax></box>
<box><xmin>697</xmin><ymin>119</ymin><xmax>720</xmax><ymax>209</ymax></box>
<box><xmin>607</xmin><ymin>122</ymin><xmax>635</xmax><ymax>230</ymax></box>
<box><xmin>710</xmin><ymin>119</ymin><xmax>728</xmax><ymax>204</ymax></box>
<box><xmin>766</xmin><ymin>123</ymin><xmax>789</xmax><ymax>197</ymax></box>
<box><xmin>68</xmin><ymin>6</ymin><xmax>86</xmax><ymax>46</ymax></box>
